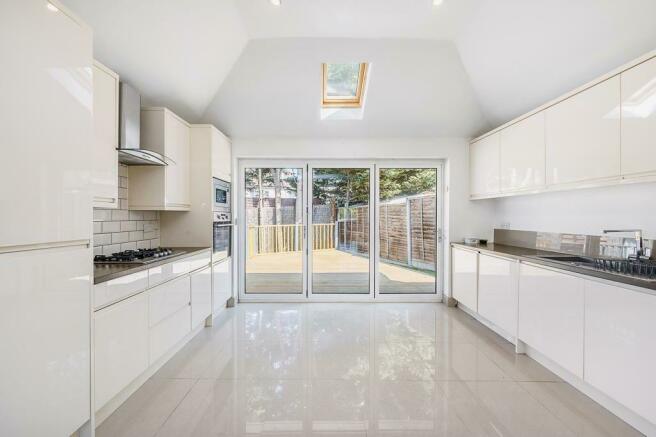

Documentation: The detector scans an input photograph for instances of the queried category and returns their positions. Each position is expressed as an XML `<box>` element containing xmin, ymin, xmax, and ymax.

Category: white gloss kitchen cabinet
<box><xmin>129</xmin><ymin>107</ymin><xmax>191</xmax><ymax>210</ymax></box>
<box><xmin>94</xmin><ymin>293</ymin><xmax>149</xmax><ymax>410</ymax></box>
<box><xmin>545</xmin><ymin>76</ymin><xmax>621</xmax><ymax>186</ymax></box>
<box><xmin>584</xmin><ymin>281</ymin><xmax>656</xmax><ymax>425</ymax></box>
<box><xmin>477</xmin><ymin>253</ymin><xmax>518</xmax><ymax>338</ymax></box>
<box><xmin>191</xmin><ymin>265</ymin><xmax>213</xmax><ymax>327</ymax></box>
<box><xmin>213</xmin><ymin>258</ymin><xmax>232</xmax><ymax>313</ymax></box>
<box><xmin>620</xmin><ymin>55</ymin><xmax>656</xmax><ymax>178</ymax></box>
<box><xmin>451</xmin><ymin>247</ymin><xmax>478</xmax><ymax>311</ymax></box>
<box><xmin>499</xmin><ymin>112</ymin><xmax>545</xmax><ymax>193</ymax></box>
<box><xmin>92</xmin><ymin>60</ymin><xmax>120</xmax><ymax>208</ymax></box>
<box><xmin>518</xmin><ymin>263</ymin><xmax>585</xmax><ymax>378</ymax></box>
<box><xmin>0</xmin><ymin>1</ymin><xmax>93</xmax><ymax>436</ymax></box>
<box><xmin>469</xmin><ymin>132</ymin><xmax>500</xmax><ymax>198</ymax></box>
<box><xmin>211</xmin><ymin>127</ymin><xmax>232</xmax><ymax>181</ymax></box>
<box><xmin>149</xmin><ymin>275</ymin><xmax>192</xmax><ymax>363</ymax></box>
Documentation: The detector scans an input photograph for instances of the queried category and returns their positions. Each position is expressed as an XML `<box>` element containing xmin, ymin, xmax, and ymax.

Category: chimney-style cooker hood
<box><xmin>117</xmin><ymin>82</ymin><xmax>167</xmax><ymax>166</ymax></box>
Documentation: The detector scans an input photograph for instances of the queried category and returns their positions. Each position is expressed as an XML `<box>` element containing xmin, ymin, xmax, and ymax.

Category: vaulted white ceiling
<box><xmin>63</xmin><ymin>0</ymin><xmax>656</xmax><ymax>138</ymax></box>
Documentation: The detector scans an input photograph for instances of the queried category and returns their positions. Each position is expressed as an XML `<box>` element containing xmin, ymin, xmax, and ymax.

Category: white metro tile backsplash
<box><xmin>93</xmin><ymin>164</ymin><xmax>161</xmax><ymax>256</ymax></box>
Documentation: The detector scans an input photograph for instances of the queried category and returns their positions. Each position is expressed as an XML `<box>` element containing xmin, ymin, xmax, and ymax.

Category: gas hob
<box><xmin>94</xmin><ymin>248</ymin><xmax>185</xmax><ymax>264</ymax></box>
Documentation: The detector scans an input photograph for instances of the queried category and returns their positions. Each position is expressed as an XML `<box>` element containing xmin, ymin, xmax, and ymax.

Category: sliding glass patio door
<box><xmin>239</xmin><ymin>160</ymin><xmax>442</xmax><ymax>301</ymax></box>
<box><xmin>243</xmin><ymin>164</ymin><xmax>306</xmax><ymax>295</ymax></box>
<box><xmin>308</xmin><ymin>163</ymin><xmax>375</xmax><ymax>298</ymax></box>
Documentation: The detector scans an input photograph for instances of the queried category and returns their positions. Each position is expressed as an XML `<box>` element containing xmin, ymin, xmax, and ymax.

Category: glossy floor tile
<box><xmin>99</xmin><ymin>303</ymin><xmax>642</xmax><ymax>437</ymax></box>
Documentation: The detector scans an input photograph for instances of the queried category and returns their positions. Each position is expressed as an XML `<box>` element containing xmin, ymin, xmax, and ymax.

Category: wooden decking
<box><xmin>245</xmin><ymin>249</ymin><xmax>436</xmax><ymax>294</ymax></box>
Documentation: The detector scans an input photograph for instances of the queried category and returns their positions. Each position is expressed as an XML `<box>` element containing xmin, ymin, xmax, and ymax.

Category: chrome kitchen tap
<box><xmin>603</xmin><ymin>229</ymin><xmax>645</xmax><ymax>259</ymax></box>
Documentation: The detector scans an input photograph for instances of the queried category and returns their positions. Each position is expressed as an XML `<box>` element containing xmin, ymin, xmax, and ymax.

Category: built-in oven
<box><xmin>213</xmin><ymin>178</ymin><xmax>230</xmax><ymax>211</ymax></box>
<box><xmin>213</xmin><ymin>209</ymin><xmax>232</xmax><ymax>262</ymax></box>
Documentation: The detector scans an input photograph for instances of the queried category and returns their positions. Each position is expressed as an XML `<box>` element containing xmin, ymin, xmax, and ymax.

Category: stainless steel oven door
<box><xmin>213</xmin><ymin>221</ymin><xmax>232</xmax><ymax>261</ymax></box>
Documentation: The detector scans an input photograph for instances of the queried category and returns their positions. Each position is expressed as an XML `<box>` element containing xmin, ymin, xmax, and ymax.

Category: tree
<box><xmin>379</xmin><ymin>168</ymin><xmax>436</xmax><ymax>201</ymax></box>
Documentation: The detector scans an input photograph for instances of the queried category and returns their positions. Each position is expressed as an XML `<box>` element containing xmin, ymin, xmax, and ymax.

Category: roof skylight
<box><xmin>322</xmin><ymin>63</ymin><xmax>368</xmax><ymax>108</ymax></box>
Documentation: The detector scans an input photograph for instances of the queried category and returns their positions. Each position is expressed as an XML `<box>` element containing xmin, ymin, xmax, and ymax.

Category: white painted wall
<box><xmin>493</xmin><ymin>182</ymin><xmax>656</xmax><ymax>239</ymax></box>
<box><xmin>232</xmin><ymin>137</ymin><xmax>496</xmax><ymax>295</ymax></box>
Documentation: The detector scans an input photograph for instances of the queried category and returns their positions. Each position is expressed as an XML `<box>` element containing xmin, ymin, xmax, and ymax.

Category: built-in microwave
<box><xmin>213</xmin><ymin>178</ymin><xmax>230</xmax><ymax>211</ymax></box>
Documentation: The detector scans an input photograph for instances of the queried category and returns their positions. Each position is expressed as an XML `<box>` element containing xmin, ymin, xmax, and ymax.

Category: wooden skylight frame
<box><xmin>321</xmin><ymin>63</ymin><xmax>369</xmax><ymax>108</ymax></box>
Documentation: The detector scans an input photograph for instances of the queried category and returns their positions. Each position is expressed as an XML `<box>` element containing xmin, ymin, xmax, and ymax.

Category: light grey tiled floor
<box><xmin>97</xmin><ymin>303</ymin><xmax>642</xmax><ymax>437</ymax></box>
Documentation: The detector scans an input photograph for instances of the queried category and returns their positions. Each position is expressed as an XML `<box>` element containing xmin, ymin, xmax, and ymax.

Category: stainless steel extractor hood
<box><xmin>117</xmin><ymin>82</ymin><xmax>167</xmax><ymax>166</ymax></box>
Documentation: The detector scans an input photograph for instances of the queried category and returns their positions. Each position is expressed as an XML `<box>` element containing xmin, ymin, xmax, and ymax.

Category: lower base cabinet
<box><xmin>584</xmin><ymin>280</ymin><xmax>656</xmax><ymax>424</ymax></box>
<box><xmin>191</xmin><ymin>265</ymin><xmax>212</xmax><ymax>328</ymax></box>
<box><xmin>452</xmin><ymin>247</ymin><xmax>478</xmax><ymax>311</ymax></box>
<box><xmin>478</xmin><ymin>254</ymin><xmax>518</xmax><ymax>337</ymax></box>
<box><xmin>149</xmin><ymin>306</ymin><xmax>191</xmax><ymax>364</ymax></box>
<box><xmin>518</xmin><ymin>264</ymin><xmax>585</xmax><ymax>378</ymax></box>
<box><xmin>213</xmin><ymin>258</ymin><xmax>232</xmax><ymax>313</ymax></box>
<box><xmin>94</xmin><ymin>293</ymin><xmax>149</xmax><ymax>410</ymax></box>
<box><xmin>149</xmin><ymin>276</ymin><xmax>191</xmax><ymax>364</ymax></box>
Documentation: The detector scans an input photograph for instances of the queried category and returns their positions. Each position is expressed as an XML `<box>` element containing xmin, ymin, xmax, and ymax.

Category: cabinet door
<box><xmin>0</xmin><ymin>245</ymin><xmax>91</xmax><ymax>436</ymax></box>
<box><xmin>0</xmin><ymin>0</ymin><xmax>92</xmax><ymax>248</ymax></box>
<box><xmin>500</xmin><ymin>112</ymin><xmax>545</xmax><ymax>192</ymax></box>
<box><xmin>452</xmin><ymin>247</ymin><xmax>478</xmax><ymax>311</ymax></box>
<box><xmin>149</xmin><ymin>275</ymin><xmax>191</xmax><ymax>327</ymax></box>
<box><xmin>92</xmin><ymin>62</ymin><xmax>119</xmax><ymax>208</ymax></box>
<box><xmin>94</xmin><ymin>292</ymin><xmax>149</xmax><ymax>411</ymax></box>
<box><xmin>213</xmin><ymin>259</ymin><xmax>232</xmax><ymax>313</ymax></box>
<box><xmin>470</xmin><ymin>133</ymin><xmax>500</xmax><ymax>197</ymax></box>
<box><xmin>165</xmin><ymin>113</ymin><xmax>190</xmax><ymax>208</ymax></box>
<box><xmin>191</xmin><ymin>266</ymin><xmax>212</xmax><ymax>328</ymax></box>
<box><xmin>212</xmin><ymin>129</ymin><xmax>232</xmax><ymax>181</ymax></box>
<box><xmin>478</xmin><ymin>254</ymin><xmax>518</xmax><ymax>337</ymax></box>
<box><xmin>584</xmin><ymin>281</ymin><xmax>656</xmax><ymax>424</ymax></box>
<box><xmin>621</xmin><ymin>56</ymin><xmax>656</xmax><ymax>177</ymax></box>
<box><xmin>518</xmin><ymin>264</ymin><xmax>584</xmax><ymax>377</ymax></box>
<box><xmin>546</xmin><ymin>77</ymin><xmax>621</xmax><ymax>186</ymax></box>
<box><xmin>149</xmin><ymin>305</ymin><xmax>191</xmax><ymax>365</ymax></box>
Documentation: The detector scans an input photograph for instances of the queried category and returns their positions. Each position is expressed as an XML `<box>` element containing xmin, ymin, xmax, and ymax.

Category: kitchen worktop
<box><xmin>94</xmin><ymin>247</ymin><xmax>211</xmax><ymax>285</ymax></box>
<box><xmin>452</xmin><ymin>242</ymin><xmax>656</xmax><ymax>292</ymax></box>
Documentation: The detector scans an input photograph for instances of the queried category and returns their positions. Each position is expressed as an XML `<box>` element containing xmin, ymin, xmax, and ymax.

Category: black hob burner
<box><xmin>94</xmin><ymin>248</ymin><xmax>182</xmax><ymax>264</ymax></box>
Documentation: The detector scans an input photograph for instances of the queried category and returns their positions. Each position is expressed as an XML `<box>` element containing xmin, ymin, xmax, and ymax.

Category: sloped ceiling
<box><xmin>61</xmin><ymin>0</ymin><xmax>248</xmax><ymax>121</ymax></box>
<box><xmin>63</xmin><ymin>0</ymin><xmax>656</xmax><ymax>138</ymax></box>
<box><xmin>202</xmin><ymin>38</ymin><xmax>487</xmax><ymax>137</ymax></box>
<box><xmin>456</xmin><ymin>0</ymin><xmax>656</xmax><ymax>127</ymax></box>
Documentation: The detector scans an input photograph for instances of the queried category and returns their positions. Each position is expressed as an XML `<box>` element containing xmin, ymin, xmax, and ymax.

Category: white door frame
<box><xmin>237</xmin><ymin>159</ymin><xmax>444</xmax><ymax>303</ymax></box>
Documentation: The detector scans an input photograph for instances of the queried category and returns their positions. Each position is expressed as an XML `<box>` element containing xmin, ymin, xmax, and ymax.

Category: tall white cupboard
<box><xmin>0</xmin><ymin>1</ymin><xmax>93</xmax><ymax>436</ymax></box>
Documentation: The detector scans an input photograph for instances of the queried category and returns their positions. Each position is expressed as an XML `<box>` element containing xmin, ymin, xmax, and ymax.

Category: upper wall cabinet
<box><xmin>621</xmin><ymin>56</ymin><xmax>656</xmax><ymax>178</ymax></box>
<box><xmin>499</xmin><ymin>112</ymin><xmax>545</xmax><ymax>192</ymax></box>
<box><xmin>469</xmin><ymin>51</ymin><xmax>656</xmax><ymax>200</ymax></box>
<box><xmin>1</xmin><ymin>0</ymin><xmax>92</xmax><ymax>248</ymax></box>
<box><xmin>92</xmin><ymin>61</ymin><xmax>119</xmax><ymax>209</ymax></box>
<box><xmin>470</xmin><ymin>132</ymin><xmax>500</xmax><ymax>197</ymax></box>
<box><xmin>211</xmin><ymin>128</ymin><xmax>232</xmax><ymax>182</ymax></box>
<box><xmin>546</xmin><ymin>76</ymin><xmax>621</xmax><ymax>186</ymax></box>
<box><xmin>128</xmin><ymin>108</ymin><xmax>191</xmax><ymax>211</ymax></box>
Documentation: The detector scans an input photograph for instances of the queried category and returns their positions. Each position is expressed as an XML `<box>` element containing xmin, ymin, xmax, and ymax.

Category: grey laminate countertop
<box><xmin>451</xmin><ymin>242</ymin><xmax>656</xmax><ymax>292</ymax></box>
<box><xmin>94</xmin><ymin>247</ymin><xmax>211</xmax><ymax>285</ymax></box>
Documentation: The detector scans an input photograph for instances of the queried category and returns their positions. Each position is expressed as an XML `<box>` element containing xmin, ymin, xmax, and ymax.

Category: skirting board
<box><xmin>94</xmin><ymin>322</ymin><xmax>206</xmax><ymax>427</ymax></box>
<box><xmin>456</xmin><ymin>302</ymin><xmax>517</xmax><ymax>346</ymax></box>
<box><xmin>521</xmin><ymin>343</ymin><xmax>655</xmax><ymax>437</ymax></box>
<box><xmin>455</xmin><ymin>304</ymin><xmax>655</xmax><ymax>436</ymax></box>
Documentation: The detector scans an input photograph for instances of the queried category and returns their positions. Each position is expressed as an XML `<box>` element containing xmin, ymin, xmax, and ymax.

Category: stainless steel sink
<box><xmin>536</xmin><ymin>255</ymin><xmax>594</xmax><ymax>264</ymax></box>
<box><xmin>531</xmin><ymin>254</ymin><xmax>656</xmax><ymax>282</ymax></box>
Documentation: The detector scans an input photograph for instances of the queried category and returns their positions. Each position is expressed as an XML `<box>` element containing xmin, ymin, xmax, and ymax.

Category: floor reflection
<box><xmin>97</xmin><ymin>303</ymin><xmax>642</xmax><ymax>437</ymax></box>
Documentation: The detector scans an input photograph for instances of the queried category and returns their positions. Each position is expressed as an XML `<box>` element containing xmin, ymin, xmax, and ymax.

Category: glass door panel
<box><xmin>244</xmin><ymin>167</ymin><xmax>304</xmax><ymax>294</ymax></box>
<box><xmin>378</xmin><ymin>168</ymin><xmax>438</xmax><ymax>294</ymax></box>
<box><xmin>310</xmin><ymin>167</ymin><xmax>372</xmax><ymax>294</ymax></box>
